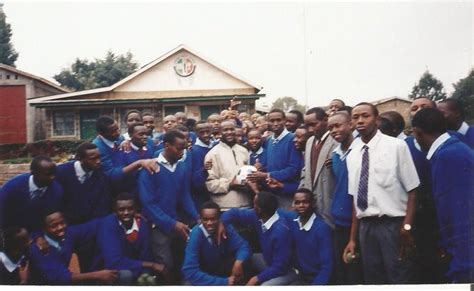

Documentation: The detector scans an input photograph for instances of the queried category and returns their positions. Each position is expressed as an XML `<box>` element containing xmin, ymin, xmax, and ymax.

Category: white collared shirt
<box><xmin>130</xmin><ymin>142</ymin><xmax>147</xmax><ymax>152</ymax></box>
<box><xmin>119</xmin><ymin>217</ymin><xmax>139</xmax><ymax>235</ymax></box>
<box><xmin>426</xmin><ymin>132</ymin><xmax>451</xmax><ymax>160</ymax></box>
<box><xmin>99</xmin><ymin>135</ymin><xmax>118</xmax><ymax>149</ymax></box>
<box><xmin>397</xmin><ymin>132</ymin><xmax>407</xmax><ymax>140</ymax></box>
<box><xmin>293</xmin><ymin>213</ymin><xmax>316</xmax><ymax>231</ymax></box>
<box><xmin>157</xmin><ymin>152</ymin><xmax>178</xmax><ymax>172</ymax></box>
<box><xmin>271</xmin><ymin>128</ymin><xmax>290</xmax><ymax>144</ymax></box>
<box><xmin>260</xmin><ymin>212</ymin><xmax>280</xmax><ymax>232</ymax></box>
<box><xmin>44</xmin><ymin>234</ymin><xmax>61</xmax><ymax>250</ymax></box>
<box><xmin>199</xmin><ymin>224</ymin><xmax>214</xmax><ymax>244</ymax></box>
<box><xmin>122</xmin><ymin>132</ymin><xmax>131</xmax><ymax>141</ymax></box>
<box><xmin>0</xmin><ymin>252</ymin><xmax>22</xmax><ymax>273</ymax></box>
<box><xmin>29</xmin><ymin>175</ymin><xmax>46</xmax><ymax>198</ymax></box>
<box><xmin>195</xmin><ymin>138</ymin><xmax>212</xmax><ymax>149</ymax></box>
<box><xmin>249</xmin><ymin>146</ymin><xmax>264</xmax><ymax>159</ymax></box>
<box><xmin>333</xmin><ymin>144</ymin><xmax>351</xmax><ymax>161</ymax></box>
<box><xmin>74</xmin><ymin>161</ymin><xmax>92</xmax><ymax>184</ymax></box>
<box><xmin>457</xmin><ymin>122</ymin><xmax>469</xmax><ymax>136</ymax></box>
<box><xmin>346</xmin><ymin>130</ymin><xmax>420</xmax><ymax>218</ymax></box>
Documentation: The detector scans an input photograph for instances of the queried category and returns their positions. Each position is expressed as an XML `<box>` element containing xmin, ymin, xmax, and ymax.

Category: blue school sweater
<box><xmin>118</xmin><ymin>145</ymin><xmax>154</xmax><ymax>195</ymax></box>
<box><xmin>97</xmin><ymin>214</ymin><xmax>152</xmax><ymax>279</ymax></box>
<box><xmin>182</xmin><ymin>224</ymin><xmax>251</xmax><ymax>285</ymax></box>
<box><xmin>279</xmin><ymin>210</ymin><xmax>333</xmax><ymax>285</ymax></box>
<box><xmin>429</xmin><ymin>136</ymin><xmax>474</xmax><ymax>281</ymax></box>
<box><xmin>56</xmin><ymin>161</ymin><xmax>112</xmax><ymax>225</ymax></box>
<box><xmin>330</xmin><ymin>151</ymin><xmax>353</xmax><ymax>227</ymax></box>
<box><xmin>29</xmin><ymin>219</ymin><xmax>100</xmax><ymax>284</ymax></box>
<box><xmin>249</xmin><ymin>147</ymin><xmax>267</xmax><ymax>170</ymax></box>
<box><xmin>0</xmin><ymin>173</ymin><xmax>63</xmax><ymax>232</ymax></box>
<box><xmin>92</xmin><ymin>135</ymin><xmax>125</xmax><ymax>181</ymax></box>
<box><xmin>448</xmin><ymin>128</ymin><xmax>474</xmax><ymax>149</ymax></box>
<box><xmin>221</xmin><ymin>208</ymin><xmax>293</xmax><ymax>283</ymax></box>
<box><xmin>264</xmin><ymin>132</ymin><xmax>303</xmax><ymax>195</ymax></box>
<box><xmin>138</xmin><ymin>160</ymin><xmax>198</xmax><ymax>234</ymax></box>
<box><xmin>190</xmin><ymin>142</ymin><xmax>212</xmax><ymax>205</ymax></box>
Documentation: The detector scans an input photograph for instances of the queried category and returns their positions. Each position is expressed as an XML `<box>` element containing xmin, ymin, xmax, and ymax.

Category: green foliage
<box><xmin>0</xmin><ymin>4</ymin><xmax>19</xmax><ymax>66</ymax></box>
<box><xmin>54</xmin><ymin>51</ymin><xmax>139</xmax><ymax>91</ymax></box>
<box><xmin>271</xmin><ymin>96</ymin><xmax>306</xmax><ymax>113</ymax></box>
<box><xmin>451</xmin><ymin>69</ymin><xmax>474</xmax><ymax>124</ymax></box>
<box><xmin>409</xmin><ymin>71</ymin><xmax>447</xmax><ymax>101</ymax></box>
<box><xmin>0</xmin><ymin>140</ymin><xmax>85</xmax><ymax>162</ymax></box>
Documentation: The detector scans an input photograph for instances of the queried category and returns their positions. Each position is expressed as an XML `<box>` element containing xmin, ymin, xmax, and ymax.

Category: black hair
<box><xmin>124</xmin><ymin>109</ymin><xmax>142</xmax><ymax>122</ymax></box>
<box><xmin>30</xmin><ymin>155</ymin><xmax>53</xmax><ymax>172</ymax></box>
<box><xmin>114</xmin><ymin>192</ymin><xmax>136</xmax><ymax>206</ymax></box>
<box><xmin>294</xmin><ymin>188</ymin><xmax>313</xmax><ymax>201</ymax></box>
<box><xmin>268</xmin><ymin>108</ymin><xmax>286</xmax><ymax>119</ymax></box>
<box><xmin>41</xmin><ymin>208</ymin><xmax>63</xmax><ymax>227</ymax></box>
<box><xmin>0</xmin><ymin>227</ymin><xmax>27</xmax><ymax>252</ymax></box>
<box><xmin>354</xmin><ymin>102</ymin><xmax>379</xmax><ymax>117</ymax></box>
<box><xmin>330</xmin><ymin>111</ymin><xmax>351</xmax><ymax>123</ymax></box>
<box><xmin>127</xmin><ymin>122</ymin><xmax>145</xmax><ymax>136</ymax></box>
<box><xmin>96</xmin><ymin>116</ymin><xmax>115</xmax><ymax>134</ymax></box>
<box><xmin>142</xmin><ymin>112</ymin><xmax>153</xmax><ymax>118</ymax></box>
<box><xmin>331</xmin><ymin>98</ymin><xmax>346</xmax><ymax>106</ymax></box>
<box><xmin>247</xmin><ymin>128</ymin><xmax>262</xmax><ymax>136</ymax></box>
<box><xmin>305</xmin><ymin>107</ymin><xmax>327</xmax><ymax>121</ymax></box>
<box><xmin>378</xmin><ymin>117</ymin><xmax>396</xmax><ymax>136</ymax></box>
<box><xmin>255</xmin><ymin>191</ymin><xmax>278</xmax><ymax>216</ymax></box>
<box><xmin>380</xmin><ymin>111</ymin><xmax>405</xmax><ymax>134</ymax></box>
<box><xmin>439</xmin><ymin>98</ymin><xmax>465</xmax><ymax>120</ymax></box>
<box><xmin>175</xmin><ymin>124</ymin><xmax>190</xmax><ymax>133</ymax></box>
<box><xmin>412</xmin><ymin>108</ymin><xmax>447</xmax><ymax>135</ymax></box>
<box><xmin>185</xmin><ymin>118</ymin><xmax>197</xmax><ymax>131</ymax></box>
<box><xmin>337</xmin><ymin>105</ymin><xmax>353</xmax><ymax>115</ymax></box>
<box><xmin>76</xmin><ymin>142</ymin><xmax>98</xmax><ymax>160</ymax></box>
<box><xmin>199</xmin><ymin>201</ymin><xmax>221</xmax><ymax>215</ymax></box>
<box><xmin>288</xmin><ymin>110</ymin><xmax>304</xmax><ymax>124</ymax></box>
<box><xmin>163</xmin><ymin>129</ymin><xmax>186</xmax><ymax>145</ymax></box>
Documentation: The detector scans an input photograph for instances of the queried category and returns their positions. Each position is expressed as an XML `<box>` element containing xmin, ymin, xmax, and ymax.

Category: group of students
<box><xmin>0</xmin><ymin>97</ymin><xmax>473</xmax><ymax>285</ymax></box>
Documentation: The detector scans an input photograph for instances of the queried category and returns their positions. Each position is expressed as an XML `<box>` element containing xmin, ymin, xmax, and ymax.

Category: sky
<box><xmin>3</xmin><ymin>1</ymin><xmax>473</xmax><ymax>108</ymax></box>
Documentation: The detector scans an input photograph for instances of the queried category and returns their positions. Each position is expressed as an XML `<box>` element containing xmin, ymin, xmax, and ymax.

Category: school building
<box><xmin>30</xmin><ymin>44</ymin><xmax>265</xmax><ymax>141</ymax></box>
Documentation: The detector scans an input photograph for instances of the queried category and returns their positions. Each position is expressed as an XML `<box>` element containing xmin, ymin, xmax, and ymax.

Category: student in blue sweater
<box><xmin>121</xmin><ymin>110</ymin><xmax>142</xmax><ymax>140</ymax></box>
<box><xmin>138</xmin><ymin>129</ymin><xmax>199</xmax><ymax>283</ymax></box>
<box><xmin>0</xmin><ymin>156</ymin><xmax>63</xmax><ymax>232</ymax></box>
<box><xmin>182</xmin><ymin>201</ymin><xmax>251</xmax><ymax>285</ymax></box>
<box><xmin>0</xmin><ymin>227</ymin><xmax>31</xmax><ymax>285</ymax></box>
<box><xmin>29</xmin><ymin>211</ymin><xmax>126</xmax><ymax>285</ymax></box>
<box><xmin>279</xmin><ymin>188</ymin><xmax>333</xmax><ymax>285</ymax></box>
<box><xmin>438</xmin><ymin>98</ymin><xmax>474</xmax><ymax>148</ymax></box>
<box><xmin>221</xmin><ymin>191</ymin><xmax>296</xmax><ymax>285</ymax></box>
<box><xmin>97</xmin><ymin>193</ymin><xmax>166</xmax><ymax>282</ymax></box>
<box><xmin>247</xmin><ymin>128</ymin><xmax>267</xmax><ymax>171</ymax></box>
<box><xmin>248</xmin><ymin>109</ymin><xmax>303</xmax><ymax>208</ymax></box>
<box><xmin>327</xmin><ymin>112</ymin><xmax>363</xmax><ymax>284</ymax></box>
<box><xmin>190</xmin><ymin>121</ymin><xmax>214</xmax><ymax>208</ymax></box>
<box><xmin>92</xmin><ymin>116</ymin><xmax>158</xmax><ymax>186</ymax></box>
<box><xmin>412</xmin><ymin>108</ymin><xmax>474</xmax><ymax>283</ymax></box>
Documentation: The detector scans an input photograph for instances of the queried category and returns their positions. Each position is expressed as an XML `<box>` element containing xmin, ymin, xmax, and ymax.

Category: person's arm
<box><xmin>220</xmin><ymin>208</ymin><xmax>257</xmax><ymax>227</ymax></box>
<box><xmin>268</xmin><ymin>140</ymin><xmax>302</xmax><ymax>182</ymax></box>
<box><xmin>138</xmin><ymin>170</ymin><xmax>176</xmax><ymax>233</ymax></box>
<box><xmin>181</xmin><ymin>228</ymin><xmax>229</xmax><ymax>285</ymax></box>
<box><xmin>180</xmin><ymin>169</ymin><xmax>199</xmax><ymax>222</ymax></box>
<box><xmin>71</xmin><ymin>270</ymin><xmax>118</xmax><ymax>284</ymax></box>
<box><xmin>226</xmin><ymin>225</ymin><xmax>251</xmax><ymax>282</ymax></box>
<box><xmin>29</xmin><ymin>244</ymin><xmax>74</xmax><ymax>284</ymax></box>
<box><xmin>94</xmin><ymin>140</ymin><xmax>125</xmax><ymax>181</ymax></box>
<box><xmin>311</xmin><ymin>223</ymin><xmax>334</xmax><ymax>285</ymax></box>
<box><xmin>191</xmin><ymin>150</ymin><xmax>209</xmax><ymax>188</ymax></box>
<box><xmin>343</xmin><ymin>204</ymin><xmax>358</xmax><ymax>263</ymax></box>
<box><xmin>204</xmin><ymin>153</ymin><xmax>233</xmax><ymax>194</ymax></box>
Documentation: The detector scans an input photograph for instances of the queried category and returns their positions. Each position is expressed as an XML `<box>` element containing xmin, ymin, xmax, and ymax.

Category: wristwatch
<box><xmin>403</xmin><ymin>223</ymin><xmax>412</xmax><ymax>231</ymax></box>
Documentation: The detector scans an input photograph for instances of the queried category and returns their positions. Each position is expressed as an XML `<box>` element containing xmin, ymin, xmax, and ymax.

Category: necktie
<box><xmin>30</xmin><ymin>188</ymin><xmax>45</xmax><ymax>199</ymax></box>
<box><xmin>357</xmin><ymin>145</ymin><xmax>369</xmax><ymax>211</ymax></box>
<box><xmin>310</xmin><ymin>139</ymin><xmax>323</xmax><ymax>183</ymax></box>
<box><xmin>113</xmin><ymin>142</ymin><xmax>119</xmax><ymax>151</ymax></box>
<box><xmin>82</xmin><ymin>172</ymin><xmax>92</xmax><ymax>184</ymax></box>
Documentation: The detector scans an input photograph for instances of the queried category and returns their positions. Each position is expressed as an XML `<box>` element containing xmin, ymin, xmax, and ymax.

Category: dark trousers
<box><xmin>359</xmin><ymin>216</ymin><xmax>415</xmax><ymax>284</ymax></box>
<box><xmin>333</xmin><ymin>225</ymin><xmax>363</xmax><ymax>284</ymax></box>
<box><xmin>150</xmin><ymin>227</ymin><xmax>185</xmax><ymax>284</ymax></box>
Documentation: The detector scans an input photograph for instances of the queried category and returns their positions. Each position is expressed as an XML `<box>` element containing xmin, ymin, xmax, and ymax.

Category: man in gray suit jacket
<box><xmin>299</xmin><ymin>107</ymin><xmax>338</xmax><ymax>229</ymax></box>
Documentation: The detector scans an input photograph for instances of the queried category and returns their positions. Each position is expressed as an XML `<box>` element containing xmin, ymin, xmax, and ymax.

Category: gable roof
<box><xmin>31</xmin><ymin>44</ymin><xmax>262</xmax><ymax>102</ymax></box>
<box><xmin>0</xmin><ymin>63</ymin><xmax>69</xmax><ymax>93</ymax></box>
<box><xmin>371</xmin><ymin>96</ymin><xmax>411</xmax><ymax>106</ymax></box>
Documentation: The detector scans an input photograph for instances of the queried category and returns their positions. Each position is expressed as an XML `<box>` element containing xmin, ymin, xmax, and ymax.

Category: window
<box><xmin>164</xmin><ymin>105</ymin><xmax>185</xmax><ymax>117</ymax></box>
<box><xmin>6</xmin><ymin>75</ymin><xmax>10</xmax><ymax>80</ymax></box>
<box><xmin>53</xmin><ymin>111</ymin><xmax>75</xmax><ymax>136</ymax></box>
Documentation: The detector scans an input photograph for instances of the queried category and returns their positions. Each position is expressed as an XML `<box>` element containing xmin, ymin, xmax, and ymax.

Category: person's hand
<box><xmin>204</xmin><ymin>160</ymin><xmax>213</xmax><ymax>171</ymax></box>
<box><xmin>36</xmin><ymin>236</ymin><xmax>49</xmax><ymax>255</ymax></box>
<box><xmin>247</xmin><ymin>179</ymin><xmax>260</xmax><ymax>194</ymax></box>
<box><xmin>231</xmin><ymin>260</ymin><xmax>244</xmax><ymax>282</ymax></box>
<box><xmin>266</xmin><ymin>177</ymin><xmax>284</xmax><ymax>189</ymax></box>
<box><xmin>18</xmin><ymin>261</ymin><xmax>29</xmax><ymax>284</ymax></box>
<box><xmin>230</xmin><ymin>176</ymin><xmax>241</xmax><ymax>186</ymax></box>
<box><xmin>343</xmin><ymin>240</ymin><xmax>357</xmax><ymax>264</ymax></box>
<box><xmin>228</xmin><ymin>275</ymin><xmax>236</xmax><ymax>285</ymax></box>
<box><xmin>95</xmin><ymin>270</ymin><xmax>119</xmax><ymax>284</ymax></box>
<box><xmin>151</xmin><ymin>263</ymin><xmax>167</xmax><ymax>275</ymax></box>
<box><xmin>140</xmin><ymin>159</ymin><xmax>160</xmax><ymax>174</ymax></box>
<box><xmin>174</xmin><ymin>221</ymin><xmax>191</xmax><ymax>241</ymax></box>
<box><xmin>216</xmin><ymin>222</ymin><xmax>227</xmax><ymax>245</ymax></box>
<box><xmin>254</xmin><ymin>159</ymin><xmax>263</xmax><ymax>171</ymax></box>
<box><xmin>120</xmin><ymin>140</ymin><xmax>132</xmax><ymax>153</ymax></box>
<box><xmin>229</xmin><ymin>97</ymin><xmax>241</xmax><ymax>109</ymax></box>
<box><xmin>247</xmin><ymin>171</ymin><xmax>267</xmax><ymax>182</ymax></box>
<box><xmin>399</xmin><ymin>227</ymin><xmax>415</xmax><ymax>260</ymax></box>
<box><xmin>246</xmin><ymin>276</ymin><xmax>259</xmax><ymax>286</ymax></box>
<box><xmin>324</xmin><ymin>158</ymin><xmax>332</xmax><ymax>168</ymax></box>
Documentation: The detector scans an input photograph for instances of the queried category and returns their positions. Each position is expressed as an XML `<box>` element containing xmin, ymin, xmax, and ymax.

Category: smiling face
<box><xmin>293</xmin><ymin>127</ymin><xmax>308</xmax><ymax>150</ymax></box>
<box><xmin>410</xmin><ymin>98</ymin><xmax>435</xmax><ymax>119</ymax></box>
<box><xmin>163</xmin><ymin>115</ymin><xmax>177</xmax><ymax>132</ymax></box>
<box><xmin>131</xmin><ymin>125</ymin><xmax>149</xmax><ymax>148</ymax></box>
<box><xmin>201</xmin><ymin>208</ymin><xmax>220</xmax><ymax>236</ymax></box>
<box><xmin>142</xmin><ymin>115</ymin><xmax>155</xmax><ymax>135</ymax></box>
<box><xmin>44</xmin><ymin>212</ymin><xmax>67</xmax><ymax>241</ymax></box>
<box><xmin>103</xmin><ymin>121</ymin><xmax>121</xmax><ymax>141</ymax></box>
<box><xmin>220</xmin><ymin>120</ymin><xmax>236</xmax><ymax>145</ymax></box>
<box><xmin>328</xmin><ymin>113</ymin><xmax>352</xmax><ymax>143</ymax></box>
<box><xmin>247</xmin><ymin>129</ymin><xmax>262</xmax><ymax>151</ymax></box>
<box><xmin>115</xmin><ymin>199</ymin><xmax>136</xmax><ymax>228</ymax></box>
<box><xmin>196</xmin><ymin>123</ymin><xmax>211</xmax><ymax>144</ymax></box>
<box><xmin>285</xmin><ymin>112</ymin><xmax>300</xmax><ymax>132</ymax></box>
<box><xmin>328</xmin><ymin>99</ymin><xmax>344</xmax><ymax>116</ymax></box>
<box><xmin>351</xmin><ymin>104</ymin><xmax>378</xmax><ymax>140</ymax></box>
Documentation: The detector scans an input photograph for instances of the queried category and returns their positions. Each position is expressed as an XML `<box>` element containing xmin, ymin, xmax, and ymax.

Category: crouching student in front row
<box><xmin>0</xmin><ymin>227</ymin><xmax>31</xmax><ymax>284</ymax></box>
<box><xmin>221</xmin><ymin>191</ymin><xmax>296</xmax><ymax>285</ymax></box>
<box><xmin>97</xmin><ymin>193</ymin><xmax>167</xmax><ymax>283</ymax></box>
<box><xmin>29</xmin><ymin>210</ymin><xmax>130</xmax><ymax>285</ymax></box>
<box><xmin>182</xmin><ymin>201</ymin><xmax>251</xmax><ymax>285</ymax></box>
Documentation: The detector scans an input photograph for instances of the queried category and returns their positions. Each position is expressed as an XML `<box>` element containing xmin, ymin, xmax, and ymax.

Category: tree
<box><xmin>451</xmin><ymin>69</ymin><xmax>474</xmax><ymax>124</ymax></box>
<box><xmin>0</xmin><ymin>3</ymin><xmax>19</xmax><ymax>66</ymax></box>
<box><xmin>54</xmin><ymin>51</ymin><xmax>139</xmax><ymax>91</ymax></box>
<box><xmin>409</xmin><ymin>70</ymin><xmax>447</xmax><ymax>101</ymax></box>
<box><xmin>272</xmin><ymin>96</ymin><xmax>306</xmax><ymax>113</ymax></box>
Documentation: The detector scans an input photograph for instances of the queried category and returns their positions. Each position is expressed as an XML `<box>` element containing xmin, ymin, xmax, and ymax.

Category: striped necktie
<box><xmin>357</xmin><ymin>145</ymin><xmax>369</xmax><ymax>211</ymax></box>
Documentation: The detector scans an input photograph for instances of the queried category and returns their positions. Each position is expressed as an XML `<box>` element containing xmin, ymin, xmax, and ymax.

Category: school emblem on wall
<box><xmin>174</xmin><ymin>56</ymin><xmax>196</xmax><ymax>77</ymax></box>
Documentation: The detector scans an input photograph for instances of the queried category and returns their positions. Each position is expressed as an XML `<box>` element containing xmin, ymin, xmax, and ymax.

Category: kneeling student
<box><xmin>182</xmin><ymin>201</ymin><xmax>251</xmax><ymax>285</ymax></box>
<box><xmin>97</xmin><ymin>193</ymin><xmax>166</xmax><ymax>282</ymax></box>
